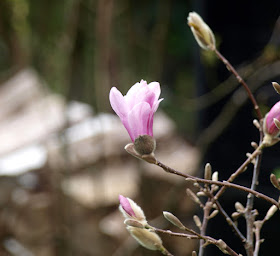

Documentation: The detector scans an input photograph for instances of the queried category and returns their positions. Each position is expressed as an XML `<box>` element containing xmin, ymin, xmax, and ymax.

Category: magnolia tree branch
<box><xmin>213</xmin><ymin>48</ymin><xmax>263</xmax><ymax>121</ymax></box>
<box><xmin>245</xmin><ymin>143</ymin><xmax>263</xmax><ymax>256</ymax></box>
<box><xmin>206</xmin><ymin>192</ymin><xmax>246</xmax><ymax>243</ymax></box>
<box><xmin>198</xmin><ymin>198</ymin><xmax>213</xmax><ymax>256</ymax></box>
<box><xmin>150</xmin><ymin>225</ymin><xmax>240</xmax><ymax>256</ymax></box>
<box><xmin>155</xmin><ymin>160</ymin><xmax>279</xmax><ymax>208</ymax></box>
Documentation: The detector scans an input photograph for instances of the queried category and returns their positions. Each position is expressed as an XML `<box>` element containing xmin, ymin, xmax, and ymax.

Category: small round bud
<box><xmin>134</xmin><ymin>135</ymin><xmax>156</xmax><ymax>155</ymax></box>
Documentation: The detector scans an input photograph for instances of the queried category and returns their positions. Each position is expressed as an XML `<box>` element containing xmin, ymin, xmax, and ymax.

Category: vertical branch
<box><xmin>213</xmin><ymin>48</ymin><xmax>263</xmax><ymax>121</ymax></box>
<box><xmin>198</xmin><ymin>200</ymin><xmax>212</xmax><ymax>256</ymax></box>
<box><xmin>94</xmin><ymin>0</ymin><xmax>115</xmax><ymax>112</ymax></box>
<box><xmin>245</xmin><ymin>139</ymin><xmax>263</xmax><ymax>256</ymax></box>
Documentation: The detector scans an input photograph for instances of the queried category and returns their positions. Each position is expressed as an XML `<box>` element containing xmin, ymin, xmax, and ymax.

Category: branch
<box><xmin>155</xmin><ymin>160</ymin><xmax>279</xmax><ymax>208</ymax></box>
<box><xmin>150</xmin><ymin>225</ymin><xmax>240</xmax><ymax>256</ymax></box>
<box><xmin>213</xmin><ymin>48</ymin><xmax>263</xmax><ymax>120</ymax></box>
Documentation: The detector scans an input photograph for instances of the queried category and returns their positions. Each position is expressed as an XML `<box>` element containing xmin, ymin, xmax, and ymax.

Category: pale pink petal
<box><xmin>152</xmin><ymin>98</ymin><xmax>164</xmax><ymax>113</ymax></box>
<box><xmin>119</xmin><ymin>195</ymin><xmax>136</xmax><ymax>217</ymax></box>
<box><xmin>266</xmin><ymin>101</ymin><xmax>280</xmax><ymax>136</ymax></box>
<box><xmin>125</xmin><ymin>81</ymin><xmax>148</xmax><ymax>108</ymax></box>
<box><xmin>126</xmin><ymin>80</ymin><xmax>146</xmax><ymax>97</ymax></box>
<box><xmin>127</xmin><ymin>102</ymin><xmax>151</xmax><ymax>141</ymax></box>
<box><xmin>147</xmin><ymin>113</ymin><xmax>154</xmax><ymax>137</ymax></box>
<box><xmin>147</xmin><ymin>82</ymin><xmax>161</xmax><ymax>100</ymax></box>
<box><xmin>109</xmin><ymin>87</ymin><xmax>128</xmax><ymax>119</ymax></box>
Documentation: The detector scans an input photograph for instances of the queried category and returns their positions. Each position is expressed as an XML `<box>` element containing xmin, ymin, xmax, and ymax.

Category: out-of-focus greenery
<box><xmin>0</xmin><ymin>0</ymin><xmax>197</xmax><ymax>136</ymax></box>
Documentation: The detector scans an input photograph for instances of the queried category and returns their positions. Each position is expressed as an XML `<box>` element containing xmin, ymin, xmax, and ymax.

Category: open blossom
<box><xmin>109</xmin><ymin>80</ymin><xmax>163</xmax><ymax>142</ymax></box>
<box><xmin>264</xmin><ymin>101</ymin><xmax>280</xmax><ymax>137</ymax></box>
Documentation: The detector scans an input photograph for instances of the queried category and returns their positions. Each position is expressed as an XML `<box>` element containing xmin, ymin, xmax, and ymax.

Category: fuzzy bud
<box><xmin>263</xmin><ymin>101</ymin><xmax>280</xmax><ymax>146</ymax></box>
<box><xmin>186</xmin><ymin>188</ymin><xmax>202</xmax><ymax>206</ymax></box>
<box><xmin>193</xmin><ymin>215</ymin><xmax>202</xmax><ymax>229</ymax></box>
<box><xmin>212</xmin><ymin>171</ymin><xmax>219</xmax><ymax>182</ymax></box>
<box><xmin>119</xmin><ymin>195</ymin><xmax>147</xmax><ymax>224</ymax></box>
<box><xmin>270</xmin><ymin>173</ymin><xmax>280</xmax><ymax>190</ymax></box>
<box><xmin>188</xmin><ymin>12</ymin><xmax>216</xmax><ymax>50</ymax></box>
<box><xmin>216</xmin><ymin>239</ymin><xmax>228</xmax><ymax>254</ymax></box>
<box><xmin>235</xmin><ymin>202</ymin><xmax>245</xmax><ymax>213</ymax></box>
<box><xmin>127</xmin><ymin>226</ymin><xmax>163</xmax><ymax>251</ymax></box>
<box><xmin>204</xmin><ymin>163</ymin><xmax>212</xmax><ymax>180</ymax></box>
<box><xmin>264</xmin><ymin>205</ymin><xmax>278</xmax><ymax>221</ymax></box>
<box><xmin>272</xmin><ymin>82</ymin><xmax>280</xmax><ymax>95</ymax></box>
<box><xmin>208</xmin><ymin>209</ymin><xmax>219</xmax><ymax>219</ymax></box>
<box><xmin>163</xmin><ymin>211</ymin><xmax>185</xmax><ymax>229</ymax></box>
<box><xmin>124</xmin><ymin>219</ymin><xmax>145</xmax><ymax>228</ymax></box>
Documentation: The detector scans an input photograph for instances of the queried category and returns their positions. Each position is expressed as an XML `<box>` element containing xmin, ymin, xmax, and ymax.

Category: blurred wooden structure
<box><xmin>0</xmin><ymin>69</ymin><xmax>199</xmax><ymax>256</ymax></box>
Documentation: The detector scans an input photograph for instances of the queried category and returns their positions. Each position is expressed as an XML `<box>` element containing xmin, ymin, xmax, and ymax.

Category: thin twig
<box><xmin>198</xmin><ymin>200</ymin><xmax>212</xmax><ymax>256</ymax></box>
<box><xmin>155</xmin><ymin>160</ymin><xmax>279</xmax><ymax>208</ymax></box>
<box><xmin>245</xmin><ymin>143</ymin><xmax>263</xmax><ymax>256</ymax></box>
<box><xmin>214</xmin><ymin>146</ymin><xmax>262</xmax><ymax>201</ymax></box>
<box><xmin>206</xmin><ymin>192</ymin><xmax>246</xmax><ymax>243</ymax></box>
<box><xmin>253</xmin><ymin>221</ymin><xmax>263</xmax><ymax>256</ymax></box>
<box><xmin>150</xmin><ymin>225</ymin><xmax>240</xmax><ymax>256</ymax></box>
<box><xmin>213</xmin><ymin>48</ymin><xmax>263</xmax><ymax>121</ymax></box>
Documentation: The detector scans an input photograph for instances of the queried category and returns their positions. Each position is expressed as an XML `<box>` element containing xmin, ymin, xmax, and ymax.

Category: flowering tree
<box><xmin>109</xmin><ymin>12</ymin><xmax>280</xmax><ymax>256</ymax></box>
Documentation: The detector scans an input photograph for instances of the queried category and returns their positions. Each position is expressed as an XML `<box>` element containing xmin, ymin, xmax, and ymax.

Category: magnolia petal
<box><xmin>265</xmin><ymin>101</ymin><xmax>280</xmax><ymax>136</ymax></box>
<box><xmin>147</xmin><ymin>82</ymin><xmax>161</xmax><ymax>100</ymax></box>
<box><xmin>152</xmin><ymin>98</ymin><xmax>164</xmax><ymax>113</ymax></box>
<box><xmin>109</xmin><ymin>87</ymin><xmax>128</xmax><ymax>119</ymax></box>
<box><xmin>119</xmin><ymin>195</ymin><xmax>136</xmax><ymax>217</ymax></box>
<box><xmin>126</xmin><ymin>80</ymin><xmax>146</xmax><ymax>98</ymax></box>
<box><xmin>128</xmin><ymin>102</ymin><xmax>151</xmax><ymax>141</ymax></box>
<box><xmin>147</xmin><ymin>113</ymin><xmax>154</xmax><ymax>137</ymax></box>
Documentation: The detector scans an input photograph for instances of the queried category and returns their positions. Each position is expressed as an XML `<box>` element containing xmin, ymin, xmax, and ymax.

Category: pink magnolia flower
<box><xmin>264</xmin><ymin>101</ymin><xmax>280</xmax><ymax>137</ymax></box>
<box><xmin>109</xmin><ymin>80</ymin><xmax>163</xmax><ymax>142</ymax></box>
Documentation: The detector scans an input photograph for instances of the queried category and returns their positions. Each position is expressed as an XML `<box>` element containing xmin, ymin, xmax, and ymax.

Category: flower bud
<box><xmin>235</xmin><ymin>202</ymin><xmax>245</xmax><ymax>213</ymax></box>
<box><xmin>188</xmin><ymin>12</ymin><xmax>216</xmax><ymax>50</ymax></box>
<box><xmin>263</xmin><ymin>101</ymin><xmax>280</xmax><ymax>138</ymax></box>
<box><xmin>272</xmin><ymin>82</ymin><xmax>280</xmax><ymax>95</ymax></box>
<box><xmin>124</xmin><ymin>219</ymin><xmax>145</xmax><ymax>228</ymax></box>
<box><xmin>127</xmin><ymin>226</ymin><xmax>163</xmax><ymax>251</ymax></box>
<box><xmin>264</xmin><ymin>205</ymin><xmax>278</xmax><ymax>221</ymax></box>
<box><xmin>193</xmin><ymin>215</ymin><xmax>202</xmax><ymax>229</ymax></box>
<box><xmin>119</xmin><ymin>195</ymin><xmax>146</xmax><ymax>223</ymax></box>
<box><xmin>212</xmin><ymin>171</ymin><xmax>219</xmax><ymax>181</ymax></box>
<box><xmin>204</xmin><ymin>163</ymin><xmax>212</xmax><ymax>180</ymax></box>
<box><xmin>163</xmin><ymin>211</ymin><xmax>185</xmax><ymax>229</ymax></box>
<box><xmin>270</xmin><ymin>173</ymin><xmax>280</xmax><ymax>190</ymax></box>
<box><xmin>119</xmin><ymin>195</ymin><xmax>136</xmax><ymax>217</ymax></box>
<box><xmin>208</xmin><ymin>209</ymin><xmax>219</xmax><ymax>219</ymax></box>
<box><xmin>134</xmin><ymin>135</ymin><xmax>156</xmax><ymax>155</ymax></box>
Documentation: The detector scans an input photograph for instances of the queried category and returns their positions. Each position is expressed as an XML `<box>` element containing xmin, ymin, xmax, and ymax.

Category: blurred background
<box><xmin>0</xmin><ymin>0</ymin><xmax>280</xmax><ymax>255</ymax></box>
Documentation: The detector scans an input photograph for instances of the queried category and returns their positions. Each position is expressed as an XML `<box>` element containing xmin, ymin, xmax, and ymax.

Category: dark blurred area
<box><xmin>198</xmin><ymin>0</ymin><xmax>280</xmax><ymax>255</ymax></box>
<box><xmin>0</xmin><ymin>0</ymin><xmax>280</xmax><ymax>256</ymax></box>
